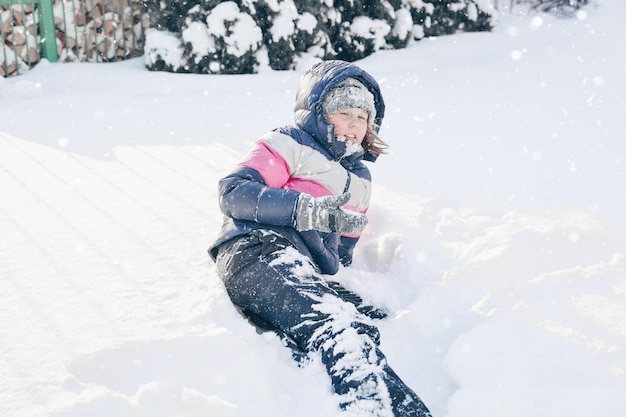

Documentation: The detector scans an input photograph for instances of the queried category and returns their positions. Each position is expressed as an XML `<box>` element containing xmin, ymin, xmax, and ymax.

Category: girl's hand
<box><xmin>294</xmin><ymin>192</ymin><xmax>368</xmax><ymax>234</ymax></box>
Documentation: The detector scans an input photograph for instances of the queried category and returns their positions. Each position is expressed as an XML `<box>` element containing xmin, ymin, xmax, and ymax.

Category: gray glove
<box><xmin>295</xmin><ymin>192</ymin><xmax>368</xmax><ymax>234</ymax></box>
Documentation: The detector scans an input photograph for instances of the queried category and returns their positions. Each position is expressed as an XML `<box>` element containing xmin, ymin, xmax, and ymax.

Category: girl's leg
<box><xmin>216</xmin><ymin>231</ymin><xmax>431</xmax><ymax>417</ymax></box>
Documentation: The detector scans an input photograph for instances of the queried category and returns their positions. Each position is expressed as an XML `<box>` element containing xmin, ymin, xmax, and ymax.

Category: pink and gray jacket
<box><xmin>208</xmin><ymin>60</ymin><xmax>386</xmax><ymax>275</ymax></box>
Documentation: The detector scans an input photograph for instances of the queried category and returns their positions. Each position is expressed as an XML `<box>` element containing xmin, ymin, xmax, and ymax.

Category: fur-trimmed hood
<box><xmin>293</xmin><ymin>60</ymin><xmax>385</xmax><ymax>162</ymax></box>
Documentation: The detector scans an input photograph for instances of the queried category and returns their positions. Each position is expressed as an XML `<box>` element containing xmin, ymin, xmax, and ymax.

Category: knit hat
<box><xmin>322</xmin><ymin>78</ymin><xmax>376</xmax><ymax>126</ymax></box>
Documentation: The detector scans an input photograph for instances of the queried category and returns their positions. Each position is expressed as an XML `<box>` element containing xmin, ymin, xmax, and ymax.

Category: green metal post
<box><xmin>37</xmin><ymin>0</ymin><xmax>58</xmax><ymax>62</ymax></box>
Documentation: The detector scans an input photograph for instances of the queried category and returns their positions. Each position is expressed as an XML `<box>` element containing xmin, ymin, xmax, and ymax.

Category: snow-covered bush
<box><xmin>185</xmin><ymin>2</ymin><xmax>263</xmax><ymax>73</ymax></box>
<box><xmin>508</xmin><ymin>0</ymin><xmax>589</xmax><ymax>17</ymax></box>
<box><xmin>144</xmin><ymin>29</ymin><xmax>186</xmax><ymax>72</ymax></box>
<box><xmin>142</xmin><ymin>0</ymin><xmax>497</xmax><ymax>74</ymax></box>
<box><xmin>406</xmin><ymin>0</ymin><xmax>494</xmax><ymax>39</ymax></box>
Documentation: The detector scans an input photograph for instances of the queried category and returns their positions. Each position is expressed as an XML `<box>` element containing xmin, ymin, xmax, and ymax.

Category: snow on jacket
<box><xmin>208</xmin><ymin>60</ymin><xmax>386</xmax><ymax>275</ymax></box>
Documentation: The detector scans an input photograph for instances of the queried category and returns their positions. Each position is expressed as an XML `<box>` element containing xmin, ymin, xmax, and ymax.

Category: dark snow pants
<box><xmin>215</xmin><ymin>230</ymin><xmax>431</xmax><ymax>417</ymax></box>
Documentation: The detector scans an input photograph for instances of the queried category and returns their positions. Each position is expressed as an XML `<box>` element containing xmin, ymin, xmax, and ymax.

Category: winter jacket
<box><xmin>208</xmin><ymin>60</ymin><xmax>386</xmax><ymax>275</ymax></box>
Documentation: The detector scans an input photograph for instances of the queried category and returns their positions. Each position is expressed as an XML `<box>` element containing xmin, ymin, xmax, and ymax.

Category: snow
<box><xmin>144</xmin><ymin>29</ymin><xmax>184</xmax><ymax>69</ymax></box>
<box><xmin>183</xmin><ymin>21</ymin><xmax>215</xmax><ymax>62</ymax></box>
<box><xmin>269</xmin><ymin>1</ymin><xmax>299</xmax><ymax>42</ymax></box>
<box><xmin>205</xmin><ymin>2</ymin><xmax>263</xmax><ymax>57</ymax></box>
<box><xmin>391</xmin><ymin>9</ymin><xmax>413</xmax><ymax>42</ymax></box>
<box><xmin>1</xmin><ymin>1</ymin><xmax>625</xmax><ymax>416</ymax></box>
<box><xmin>351</xmin><ymin>16</ymin><xmax>391</xmax><ymax>50</ymax></box>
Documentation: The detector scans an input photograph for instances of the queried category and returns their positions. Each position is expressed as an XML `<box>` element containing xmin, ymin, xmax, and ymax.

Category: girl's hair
<box><xmin>363</xmin><ymin>126</ymin><xmax>389</xmax><ymax>157</ymax></box>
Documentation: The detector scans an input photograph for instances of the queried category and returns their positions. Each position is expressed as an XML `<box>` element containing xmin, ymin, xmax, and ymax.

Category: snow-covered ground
<box><xmin>1</xmin><ymin>2</ymin><xmax>625</xmax><ymax>416</ymax></box>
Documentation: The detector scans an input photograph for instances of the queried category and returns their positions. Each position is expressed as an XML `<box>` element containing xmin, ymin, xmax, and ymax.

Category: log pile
<box><xmin>55</xmin><ymin>0</ymin><xmax>146</xmax><ymax>63</ymax></box>
<box><xmin>1</xmin><ymin>0</ymin><xmax>146</xmax><ymax>77</ymax></box>
<box><xmin>1</xmin><ymin>4</ymin><xmax>38</xmax><ymax>77</ymax></box>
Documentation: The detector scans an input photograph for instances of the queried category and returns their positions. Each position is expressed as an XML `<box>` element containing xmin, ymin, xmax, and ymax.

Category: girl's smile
<box><xmin>326</xmin><ymin>108</ymin><xmax>368</xmax><ymax>144</ymax></box>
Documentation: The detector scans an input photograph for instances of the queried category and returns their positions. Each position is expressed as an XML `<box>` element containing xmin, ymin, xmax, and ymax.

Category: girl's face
<box><xmin>326</xmin><ymin>108</ymin><xmax>368</xmax><ymax>144</ymax></box>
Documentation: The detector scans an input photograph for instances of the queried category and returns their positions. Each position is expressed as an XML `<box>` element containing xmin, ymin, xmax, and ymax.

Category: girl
<box><xmin>209</xmin><ymin>60</ymin><xmax>431</xmax><ymax>417</ymax></box>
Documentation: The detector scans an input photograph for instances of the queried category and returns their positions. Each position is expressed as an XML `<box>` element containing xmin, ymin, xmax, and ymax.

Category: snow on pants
<box><xmin>215</xmin><ymin>230</ymin><xmax>431</xmax><ymax>417</ymax></box>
